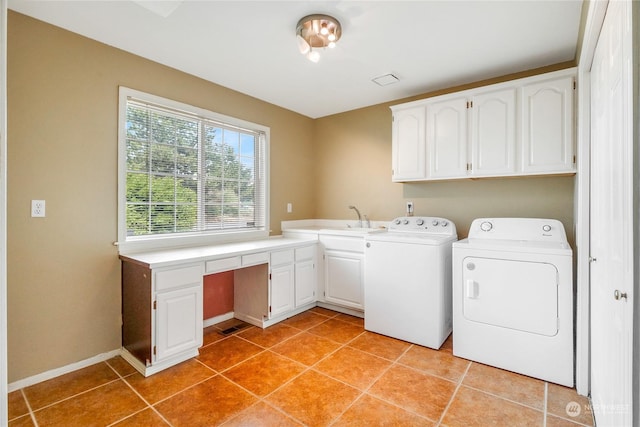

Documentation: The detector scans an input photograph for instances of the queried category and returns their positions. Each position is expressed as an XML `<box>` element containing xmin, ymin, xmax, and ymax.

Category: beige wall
<box><xmin>7</xmin><ymin>11</ymin><xmax>315</xmax><ymax>382</ymax></box>
<box><xmin>7</xmin><ymin>11</ymin><xmax>576</xmax><ymax>383</ymax></box>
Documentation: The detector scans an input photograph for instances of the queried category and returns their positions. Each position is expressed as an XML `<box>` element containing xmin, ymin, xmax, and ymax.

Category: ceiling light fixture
<box><xmin>296</xmin><ymin>14</ymin><xmax>342</xmax><ymax>63</ymax></box>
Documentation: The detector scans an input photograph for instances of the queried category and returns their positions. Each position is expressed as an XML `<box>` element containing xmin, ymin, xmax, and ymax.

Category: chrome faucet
<box><xmin>348</xmin><ymin>205</ymin><xmax>362</xmax><ymax>228</ymax></box>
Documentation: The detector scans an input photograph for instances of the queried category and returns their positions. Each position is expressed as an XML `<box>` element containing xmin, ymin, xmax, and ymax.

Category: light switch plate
<box><xmin>31</xmin><ymin>200</ymin><xmax>46</xmax><ymax>217</ymax></box>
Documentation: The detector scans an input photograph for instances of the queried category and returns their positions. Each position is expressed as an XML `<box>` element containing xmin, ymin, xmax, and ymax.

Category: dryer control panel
<box><xmin>468</xmin><ymin>218</ymin><xmax>567</xmax><ymax>243</ymax></box>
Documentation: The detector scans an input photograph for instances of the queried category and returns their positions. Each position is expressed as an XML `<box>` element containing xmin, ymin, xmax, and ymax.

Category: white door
<box><xmin>470</xmin><ymin>88</ymin><xmax>516</xmax><ymax>176</ymax></box>
<box><xmin>426</xmin><ymin>97</ymin><xmax>468</xmax><ymax>178</ymax></box>
<box><xmin>270</xmin><ymin>264</ymin><xmax>295</xmax><ymax>317</ymax></box>
<box><xmin>295</xmin><ymin>259</ymin><xmax>316</xmax><ymax>307</ymax></box>
<box><xmin>589</xmin><ymin>1</ymin><xmax>633</xmax><ymax>425</ymax></box>
<box><xmin>324</xmin><ymin>250</ymin><xmax>364</xmax><ymax>310</ymax></box>
<box><xmin>521</xmin><ymin>75</ymin><xmax>575</xmax><ymax>173</ymax></box>
<box><xmin>462</xmin><ymin>257</ymin><xmax>558</xmax><ymax>336</ymax></box>
<box><xmin>391</xmin><ymin>106</ymin><xmax>426</xmax><ymax>181</ymax></box>
<box><xmin>155</xmin><ymin>285</ymin><xmax>203</xmax><ymax>362</ymax></box>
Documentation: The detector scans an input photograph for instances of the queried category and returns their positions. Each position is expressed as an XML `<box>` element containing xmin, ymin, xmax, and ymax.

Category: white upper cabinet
<box><xmin>391</xmin><ymin>106</ymin><xmax>426</xmax><ymax>181</ymax></box>
<box><xmin>390</xmin><ymin>68</ymin><xmax>576</xmax><ymax>182</ymax></box>
<box><xmin>521</xmin><ymin>75</ymin><xmax>574</xmax><ymax>173</ymax></box>
<box><xmin>426</xmin><ymin>97</ymin><xmax>468</xmax><ymax>179</ymax></box>
<box><xmin>470</xmin><ymin>88</ymin><xmax>517</xmax><ymax>176</ymax></box>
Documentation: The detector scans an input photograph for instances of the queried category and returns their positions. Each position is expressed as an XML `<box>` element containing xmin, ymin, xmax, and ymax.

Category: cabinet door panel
<box><xmin>471</xmin><ymin>88</ymin><xmax>516</xmax><ymax>176</ymax></box>
<box><xmin>427</xmin><ymin>98</ymin><xmax>468</xmax><ymax>178</ymax></box>
<box><xmin>295</xmin><ymin>259</ymin><xmax>316</xmax><ymax>307</ymax></box>
<box><xmin>521</xmin><ymin>76</ymin><xmax>574</xmax><ymax>173</ymax></box>
<box><xmin>270</xmin><ymin>265</ymin><xmax>295</xmax><ymax>317</ymax></box>
<box><xmin>324</xmin><ymin>250</ymin><xmax>363</xmax><ymax>310</ymax></box>
<box><xmin>392</xmin><ymin>106</ymin><xmax>426</xmax><ymax>181</ymax></box>
<box><xmin>156</xmin><ymin>285</ymin><xmax>203</xmax><ymax>362</ymax></box>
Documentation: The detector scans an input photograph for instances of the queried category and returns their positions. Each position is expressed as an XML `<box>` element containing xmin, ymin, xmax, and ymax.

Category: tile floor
<box><xmin>8</xmin><ymin>307</ymin><xmax>594</xmax><ymax>426</ymax></box>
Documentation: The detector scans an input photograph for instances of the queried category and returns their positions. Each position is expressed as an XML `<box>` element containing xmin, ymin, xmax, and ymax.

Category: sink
<box><xmin>319</xmin><ymin>227</ymin><xmax>386</xmax><ymax>235</ymax></box>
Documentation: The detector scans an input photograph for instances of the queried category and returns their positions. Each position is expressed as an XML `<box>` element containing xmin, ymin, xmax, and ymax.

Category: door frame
<box><xmin>575</xmin><ymin>0</ymin><xmax>608</xmax><ymax>397</ymax></box>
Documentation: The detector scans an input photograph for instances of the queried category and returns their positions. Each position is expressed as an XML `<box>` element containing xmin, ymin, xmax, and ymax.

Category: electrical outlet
<box><xmin>287</xmin><ymin>202</ymin><xmax>293</xmax><ymax>213</ymax></box>
<box><xmin>31</xmin><ymin>200</ymin><xmax>46</xmax><ymax>217</ymax></box>
<box><xmin>406</xmin><ymin>201</ymin><xmax>414</xmax><ymax>215</ymax></box>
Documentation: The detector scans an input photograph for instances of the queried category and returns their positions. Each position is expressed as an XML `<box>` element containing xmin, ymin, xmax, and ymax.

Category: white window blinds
<box><xmin>121</xmin><ymin>90</ymin><xmax>267</xmax><ymax>243</ymax></box>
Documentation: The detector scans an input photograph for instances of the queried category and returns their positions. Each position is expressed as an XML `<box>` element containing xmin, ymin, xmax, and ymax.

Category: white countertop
<box><xmin>120</xmin><ymin>236</ymin><xmax>317</xmax><ymax>269</ymax></box>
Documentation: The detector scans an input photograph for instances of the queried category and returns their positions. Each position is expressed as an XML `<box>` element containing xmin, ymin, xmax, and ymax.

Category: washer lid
<box><xmin>366</xmin><ymin>232</ymin><xmax>456</xmax><ymax>245</ymax></box>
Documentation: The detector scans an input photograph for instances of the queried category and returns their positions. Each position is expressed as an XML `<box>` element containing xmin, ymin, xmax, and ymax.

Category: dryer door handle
<box><xmin>466</xmin><ymin>280</ymin><xmax>479</xmax><ymax>299</ymax></box>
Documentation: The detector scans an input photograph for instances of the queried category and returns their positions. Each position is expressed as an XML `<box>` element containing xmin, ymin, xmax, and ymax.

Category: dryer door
<box><xmin>462</xmin><ymin>257</ymin><xmax>558</xmax><ymax>336</ymax></box>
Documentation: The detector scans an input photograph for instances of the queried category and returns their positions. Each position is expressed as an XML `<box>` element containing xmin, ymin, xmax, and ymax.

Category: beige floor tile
<box><xmin>462</xmin><ymin>362</ymin><xmax>545</xmax><ymax>409</ymax></box>
<box><xmin>23</xmin><ymin>362</ymin><xmax>119</xmax><ymax>410</ymax></box>
<box><xmin>348</xmin><ymin>331</ymin><xmax>411</xmax><ymax>361</ymax></box>
<box><xmin>223</xmin><ymin>351</ymin><xmax>305</xmax><ymax>397</ymax></box>
<box><xmin>8</xmin><ymin>390</ymin><xmax>29</xmax><ymax>420</ymax></box>
<box><xmin>111</xmin><ymin>408</ymin><xmax>170</xmax><ymax>426</ymax></box>
<box><xmin>155</xmin><ymin>375</ymin><xmax>256</xmax><ymax>426</ymax></box>
<box><xmin>314</xmin><ymin>346</ymin><xmax>391</xmax><ymax>389</ymax></box>
<box><xmin>266</xmin><ymin>370</ymin><xmax>361</xmax><ymax>427</ymax></box>
<box><xmin>271</xmin><ymin>331</ymin><xmax>341</xmax><ymax>366</ymax></box>
<box><xmin>197</xmin><ymin>335</ymin><xmax>264</xmax><ymax>371</ymax></box>
<box><xmin>106</xmin><ymin>356</ymin><xmax>138</xmax><ymax>377</ymax></box>
<box><xmin>442</xmin><ymin>386</ymin><xmax>543</xmax><ymax>427</ymax></box>
<box><xmin>8</xmin><ymin>415</ymin><xmax>35</xmax><ymax>427</ymax></box>
<box><xmin>334</xmin><ymin>394</ymin><xmax>435</xmax><ymax>427</ymax></box>
<box><xmin>223</xmin><ymin>402</ymin><xmax>302</xmax><ymax>426</ymax></box>
<box><xmin>399</xmin><ymin>345</ymin><xmax>470</xmax><ymax>382</ymax></box>
<box><xmin>282</xmin><ymin>311</ymin><xmax>330</xmax><ymax>330</ymax></box>
<box><xmin>125</xmin><ymin>358</ymin><xmax>215</xmax><ymax>404</ymax></box>
<box><xmin>237</xmin><ymin>322</ymin><xmax>301</xmax><ymax>348</ymax></box>
<box><xmin>33</xmin><ymin>380</ymin><xmax>146</xmax><ymax>426</ymax></box>
<box><xmin>368</xmin><ymin>364</ymin><xmax>456</xmax><ymax>421</ymax></box>
<box><xmin>307</xmin><ymin>318</ymin><xmax>364</xmax><ymax>344</ymax></box>
<box><xmin>547</xmin><ymin>383</ymin><xmax>594</xmax><ymax>426</ymax></box>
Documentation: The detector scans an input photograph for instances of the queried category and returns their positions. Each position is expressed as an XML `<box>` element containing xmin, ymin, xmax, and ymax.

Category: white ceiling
<box><xmin>8</xmin><ymin>0</ymin><xmax>583</xmax><ymax>119</ymax></box>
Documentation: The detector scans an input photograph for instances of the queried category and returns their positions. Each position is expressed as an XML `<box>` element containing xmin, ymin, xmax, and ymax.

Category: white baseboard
<box><xmin>8</xmin><ymin>349</ymin><xmax>121</xmax><ymax>392</ymax></box>
<box><xmin>203</xmin><ymin>312</ymin><xmax>234</xmax><ymax>328</ymax></box>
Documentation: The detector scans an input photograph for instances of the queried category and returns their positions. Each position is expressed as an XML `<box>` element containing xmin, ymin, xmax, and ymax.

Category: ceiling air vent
<box><xmin>372</xmin><ymin>74</ymin><xmax>399</xmax><ymax>87</ymax></box>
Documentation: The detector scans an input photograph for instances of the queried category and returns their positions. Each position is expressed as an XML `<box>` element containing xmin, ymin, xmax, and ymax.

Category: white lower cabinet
<box><xmin>295</xmin><ymin>245</ymin><xmax>317</xmax><ymax>307</ymax></box>
<box><xmin>270</xmin><ymin>262</ymin><xmax>295</xmax><ymax>317</ymax></box>
<box><xmin>320</xmin><ymin>235</ymin><xmax>364</xmax><ymax>311</ymax></box>
<box><xmin>324</xmin><ymin>251</ymin><xmax>364</xmax><ymax>310</ymax></box>
<box><xmin>121</xmin><ymin>261</ymin><xmax>203</xmax><ymax>377</ymax></box>
<box><xmin>155</xmin><ymin>284</ymin><xmax>203</xmax><ymax>362</ymax></box>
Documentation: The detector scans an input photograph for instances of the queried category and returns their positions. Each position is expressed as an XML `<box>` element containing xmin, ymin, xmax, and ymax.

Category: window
<box><xmin>118</xmin><ymin>87</ymin><xmax>269</xmax><ymax>252</ymax></box>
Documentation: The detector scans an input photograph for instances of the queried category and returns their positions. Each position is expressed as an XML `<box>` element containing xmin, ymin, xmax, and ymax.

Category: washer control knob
<box><xmin>403</xmin><ymin>219</ymin><xmax>409</xmax><ymax>225</ymax></box>
<box><xmin>432</xmin><ymin>220</ymin><xmax>439</xmax><ymax>226</ymax></box>
<box><xmin>441</xmin><ymin>220</ymin><xmax>448</xmax><ymax>227</ymax></box>
<box><xmin>542</xmin><ymin>225</ymin><xmax>552</xmax><ymax>232</ymax></box>
<box><xmin>480</xmin><ymin>221</ymin><xmax>493</xmax><ymax>232</ymax></box>
<box><xmin>394</xmin><ymin>219</ymin><xmax>401</xmax><ymax>225</ymax></box>
<box><xmin>416</xmin><ymin>219</ymin><xmax>424</xmax><ymax>226</ymax></box>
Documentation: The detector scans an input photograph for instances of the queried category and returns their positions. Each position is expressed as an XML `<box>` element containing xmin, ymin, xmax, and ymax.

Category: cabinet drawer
<box><xmin>155</xmin><ymin>265</ymin><xmax>202</xmax><ymax>292</ymax></box>
<box><xmin>205</xmin><ymin>256</ymin><xmax>241</xmax><ymax>274</ymax></box>
<box><xmin>242</xmin><ymin>252</ymin><xmax>269</xmax><ymax>267</ymax></box>
<box><xmin>271</xmin><ymin>249</ymin><xmax>294</xmax><ymax>266</ymax></box>
<box><xmin>319</xmin><ymin>236</ymin><xmax>365</xmax><ymax>253</ymax></box>
<box><xmin>295</xmin><ymin>245</ymin><xmax>315</xmax><ymax>261</ymax></box>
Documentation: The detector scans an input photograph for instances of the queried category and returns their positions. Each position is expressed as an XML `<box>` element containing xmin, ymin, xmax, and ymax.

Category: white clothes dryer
<box><xmin>452</xmin><ymin>218</ymin><xmax>573</xmax><ymax>387</ymax></box>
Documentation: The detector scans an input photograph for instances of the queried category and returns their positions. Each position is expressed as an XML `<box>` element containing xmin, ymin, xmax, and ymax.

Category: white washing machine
<box><xmin>364</xmin><ymin>216</ymin><xmax>457</xmax><ymax>349</ymax></box>
<box><xmin>452</xmin><ymin>218</ymin><xmax>573</xmax><ymax>386</ymax></box>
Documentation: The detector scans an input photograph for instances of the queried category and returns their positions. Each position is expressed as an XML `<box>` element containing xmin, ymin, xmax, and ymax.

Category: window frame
<box><xmin>117</xmin><ymin>87</ymin><xmax>270</xmax><ymax>254</ymax></box>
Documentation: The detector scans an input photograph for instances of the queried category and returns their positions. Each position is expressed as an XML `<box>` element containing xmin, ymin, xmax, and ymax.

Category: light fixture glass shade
<box><xmin>296</xmin><ymin>34</ymin><xmax>310</xmax><ymax>55</ymax></box>
<box><xmin>296</xmin><ymin>14</ymin><xmax>341</xmax><ymax>62</ymax></box>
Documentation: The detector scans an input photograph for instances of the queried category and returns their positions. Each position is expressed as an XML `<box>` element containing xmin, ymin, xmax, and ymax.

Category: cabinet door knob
<box><xmin>366</xmin><ymin>242</ymin><xmax>371</xmax><ymax>248</ymax></box>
